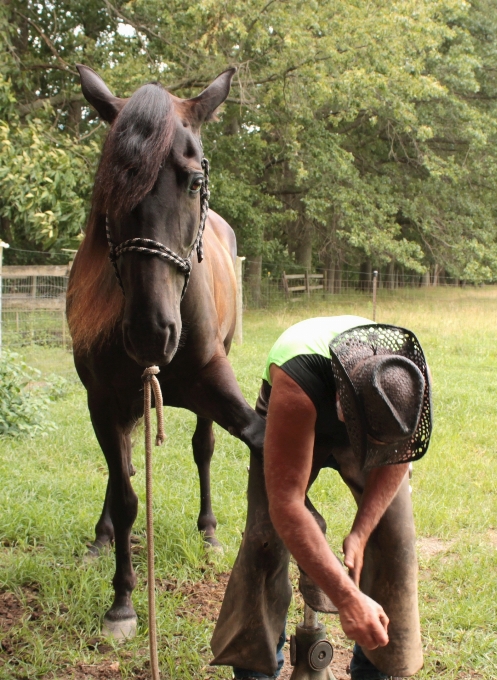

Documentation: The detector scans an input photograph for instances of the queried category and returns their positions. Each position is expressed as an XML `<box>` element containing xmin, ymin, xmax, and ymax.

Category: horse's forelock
<box><xmin>96</xmin><ymin>83</ymin><xmax>175</xmax><ymax>216</ymax></box>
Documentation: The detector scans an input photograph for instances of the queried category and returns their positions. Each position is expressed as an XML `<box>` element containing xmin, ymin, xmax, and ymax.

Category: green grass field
<box><xmin>1</xmin><ymin>286</ymin><xmax>496</xmax><ymax>679</ymax></box>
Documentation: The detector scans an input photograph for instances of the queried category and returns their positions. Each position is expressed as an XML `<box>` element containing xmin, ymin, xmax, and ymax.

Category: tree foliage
<box><xmin>1</xmin><ymin>0</ymin><xmax>497</xmax><ymax>281</ymax></box>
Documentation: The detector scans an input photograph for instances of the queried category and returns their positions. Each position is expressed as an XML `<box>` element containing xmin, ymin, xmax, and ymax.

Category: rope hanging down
<box><xmin>142</xmin><ymin>366</ymin><xmax>166</xmax><ymax>680</ymax></box>
<box><xmin>106</xmin><ymin>157</ymin><xmax>210</xmax><ymax>300</ymax></box>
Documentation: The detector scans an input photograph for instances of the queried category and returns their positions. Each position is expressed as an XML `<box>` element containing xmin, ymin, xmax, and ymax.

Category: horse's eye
<box><xmin>189</xmin><ymin>176</ymin><xmax>203</xmax><ymax>194</ymax></box>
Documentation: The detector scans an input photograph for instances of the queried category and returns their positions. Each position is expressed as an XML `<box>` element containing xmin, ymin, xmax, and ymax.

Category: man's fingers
<box><xmin>364</xmin><ymin>641</ymin><xmax>379</xmax><ymax>650</ymax></box>
<box><xmin>379</xmin><ymin>610</ymin><xmax>389</xmax><ymax>630</ymax></box>
<box><xmin>376</xmin><ymin>628</ymin><xmax>389</xmax><ymax>647</ymax></box>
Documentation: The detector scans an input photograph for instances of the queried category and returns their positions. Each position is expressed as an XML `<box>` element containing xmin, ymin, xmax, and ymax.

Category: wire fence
<box><xmin>1</xmin><ymin>265</ymin><xmax>70</xmax><ymax>349</ymax></box>
<box><xmin>0</xmin><ymin>260</ymin><xmax>482</xmax><ymax>350</ymax></box>
<box><xmin>242</xmin><ymin>259</ymin><xmax>475</xmax><ymax>308</ymax></box>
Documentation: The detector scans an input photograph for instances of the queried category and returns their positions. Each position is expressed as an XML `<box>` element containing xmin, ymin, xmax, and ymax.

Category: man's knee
<box><xmin>241</xmin><ymin>520</ymin><xmax>288</xmax><ymax>572</ymax></box>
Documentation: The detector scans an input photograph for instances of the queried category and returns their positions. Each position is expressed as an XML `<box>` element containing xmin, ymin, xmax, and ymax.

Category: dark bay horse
<box><xmin>66</xmin><ymin>65</ymin><xmax>264</xmax><ymax>639</ymax></box>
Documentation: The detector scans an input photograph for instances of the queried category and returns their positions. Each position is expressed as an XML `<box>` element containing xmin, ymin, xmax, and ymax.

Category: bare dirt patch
<box><xmin>417</xmin><ymin>537</ymin><xmax>454</xmax><ymax>560</ymax></box>
<box><xmin>0</xmin><ymin>586</ymin><xmax>40</xmax><ymax>633</ymax></box>
<box><xmin>175</xmin><ymin>572</ymin><xmax>353</xmax><ymax>680</ymax></box>
<box><xmin>175</xmin><ymin>572</ymin><xmax>230</xmax><ymax>623</ymax></box>
<box><xmin>0</xmin><ymin>586</ymin><xmax>43</xmax><ymax>674</ymax></box>
<box><xmin>58</xmin><ymin>660</ymin><xmax>123</xmax><ymax>679</ymax></box>
<box><xmin>487</xmin><ymin>528</ymin><xmax>497</xmax><ymax>547</ymax></box>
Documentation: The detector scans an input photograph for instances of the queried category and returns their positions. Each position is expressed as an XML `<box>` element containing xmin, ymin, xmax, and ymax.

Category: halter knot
<box><xmin>142</xmin><ymin>366</ymin><xmax>160</xmax><ymax>382</ymax></box>
<box><xmin>141</xmin><ymin>366</ymin><xmax>165</xmax><ymax>445</ymax></box>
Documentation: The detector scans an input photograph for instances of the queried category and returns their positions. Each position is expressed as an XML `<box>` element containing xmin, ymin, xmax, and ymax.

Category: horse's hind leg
<box><xmin>89</xmin><ymin>394</ymin><xmax>138</xmax><ymax>639</ymax></box>
<box><xmin>192</xmin><ymin>417</ymin><xmax>221</xmax><ymax>550</ymax></box>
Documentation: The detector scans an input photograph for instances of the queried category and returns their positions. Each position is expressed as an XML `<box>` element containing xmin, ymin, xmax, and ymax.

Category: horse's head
<box><xmin>77</xmin><ymin>64</ymin><xmax>235</xmax><ymax>366</ymax></box>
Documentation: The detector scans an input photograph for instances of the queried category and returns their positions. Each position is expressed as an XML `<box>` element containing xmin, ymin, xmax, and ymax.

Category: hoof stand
<box><xmin>102</xmin><ymin>615</ymin><xmax>137</xmax><ymax>640</ymax></box>
<box><xmin>289</xmin><ymin>622</ymin><xmax>336</xmax><ymax>680</ymax></box>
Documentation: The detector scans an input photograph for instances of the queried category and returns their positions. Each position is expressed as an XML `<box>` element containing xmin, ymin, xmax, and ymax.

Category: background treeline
<box><xmin>2</xmin><ymin>0</ymin><xmax>497</xmax><ymax>292</ymax></box>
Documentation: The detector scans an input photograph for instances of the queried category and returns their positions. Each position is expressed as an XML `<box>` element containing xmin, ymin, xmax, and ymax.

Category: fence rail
<box><xmin>0</xmin><ymin>260</ymin><xmax>486</xmax><ymax>350</ymax></box>
<box><xmin>282</xmin><ymin>271</ymin><xmax>324</xmax><ymax>300</ymax></box>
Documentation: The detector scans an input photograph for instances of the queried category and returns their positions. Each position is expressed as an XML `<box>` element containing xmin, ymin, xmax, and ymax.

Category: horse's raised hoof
<box><xmin>203</xmin><ymin>535</ymin><xmax>224</xmax><ymax>554</ymax></box>
<box><xmin>102</xmin><ymin>615</ymin><xmax>137</xmax><ymax>640</ymax></box>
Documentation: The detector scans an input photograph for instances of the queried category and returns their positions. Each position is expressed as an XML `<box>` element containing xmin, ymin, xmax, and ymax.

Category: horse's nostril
<box><xmin>156</xmin><ymin>317</ymin><xmax>169</xmax><ymax>332</ymax></box>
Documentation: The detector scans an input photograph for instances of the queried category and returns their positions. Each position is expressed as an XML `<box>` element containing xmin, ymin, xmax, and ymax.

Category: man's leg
<box><xmin>349</xmin><ymin>644</ymin><xmax>390</xmax><ymax>680</ymax></box>
<box><xmin>356</xmin><ymin>473</ymin><xmax>422</xmax><ymax>677</ymax></box>
<box><xmin>210</xmin><ymin>449</ymin><xmax>292</xmax><ymax>677</ymax></box>
<box><xmin>334</xmin><ymin>453</ymin><xmax>422</xmax><ymax>678</ymax></box>
<box><xmin>233</xmin><ymin>630</ymin><xmax>286</xmax><ymax>679</ymax></box>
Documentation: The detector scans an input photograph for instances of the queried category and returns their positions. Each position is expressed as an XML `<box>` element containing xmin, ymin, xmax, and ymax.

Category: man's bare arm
<box><xmin>343</xmin><ymin>463</ymin><xmax>409</xmax><ymax>585</ymax></box>
<box><xmin>264</xmin><ymin>366</ymin><xmax>389</xmax><ymax>650</ymax></box>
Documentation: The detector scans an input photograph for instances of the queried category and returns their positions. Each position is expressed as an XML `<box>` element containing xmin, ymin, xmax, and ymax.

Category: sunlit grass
<box><xmin>1</xmin><ymin>286</ymin><xmax>497</xmax><ymax>678</ymax></box>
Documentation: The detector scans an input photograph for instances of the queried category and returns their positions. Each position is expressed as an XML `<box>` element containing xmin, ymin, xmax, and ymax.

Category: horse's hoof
<box><xmin>204</xmin><ymin>535</ymin><xmax>224</xmax><ymax>554</ymax></box>
<box><xmin>102</xmin><ymin>615</ymin><xmax>137</xmax><ymax>640</ymax></box>
<box><xmin>83</xmin><ymin>540</ymin><xmax>111</xmax><ymax>562</ymax></box>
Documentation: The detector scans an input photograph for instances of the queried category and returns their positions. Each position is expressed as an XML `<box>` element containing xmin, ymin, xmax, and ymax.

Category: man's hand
<box><xmin>338</xmin><ymin>591</ymin><xmax>389</xmax><ymax>650</ymax></box>
<box><xmin>343</xmin><ymin>531</ymin><xmax>366</xmax><ymax>585</ymax></box>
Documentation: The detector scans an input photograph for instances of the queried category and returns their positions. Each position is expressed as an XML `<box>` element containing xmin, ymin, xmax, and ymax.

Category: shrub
<box><xmin>0</xmin><ymin>351</ymin><xmax>66</xmax><ymax>437</ymax></box>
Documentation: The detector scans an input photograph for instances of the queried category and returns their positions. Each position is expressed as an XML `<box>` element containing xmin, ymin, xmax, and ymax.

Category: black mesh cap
<box><xmin>329</xmin><ymin>324</ymin><xmax>432</xmax><ymax>470</ymax></box>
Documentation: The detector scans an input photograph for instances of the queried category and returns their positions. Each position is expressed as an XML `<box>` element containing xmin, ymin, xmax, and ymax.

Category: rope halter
<box><xmin>106</xmin><ymin>156</ymin><xmax>210</xmax><ymax>300</ymax></box>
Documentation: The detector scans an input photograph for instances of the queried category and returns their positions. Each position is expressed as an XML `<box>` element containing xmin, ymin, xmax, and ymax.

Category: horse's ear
<box><xmin>187</xmin><ymin>67</ymin><xmax>237</xmax><ymax>126</ymax></box>
<box><xmin>76</xmin><ymin>64</ymin><xmax>126</xmax><ymax>123</ymax></box>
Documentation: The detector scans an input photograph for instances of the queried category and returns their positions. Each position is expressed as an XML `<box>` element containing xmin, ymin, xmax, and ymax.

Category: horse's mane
<box><xmin>67</xmin><ymin>83</ymin><xmax>176</xmax><ymax>353</ymax></box>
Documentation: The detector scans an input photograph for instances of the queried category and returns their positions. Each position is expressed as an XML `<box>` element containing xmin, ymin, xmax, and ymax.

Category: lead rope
<box><xmin>142</xmin><ymin>366</ymin><xmax>165</xmax><ymax>680</ymax></box>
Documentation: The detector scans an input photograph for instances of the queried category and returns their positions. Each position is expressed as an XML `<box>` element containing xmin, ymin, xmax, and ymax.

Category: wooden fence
<box><xmin>0</xmin><ymin>259</ymin><xmax>247</xmax><ymax>348</ymax></box>
<box><xmin>282</xmin><ymin>271</ymin><xmax>324</xmax><ymax>301</ymax></box>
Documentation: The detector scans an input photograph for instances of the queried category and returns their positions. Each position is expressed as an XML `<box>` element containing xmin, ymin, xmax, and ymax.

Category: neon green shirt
<box><xmin>262</xmin><ymin>315</ymin><xmax>373</xmax><ymax>385</ymax></box>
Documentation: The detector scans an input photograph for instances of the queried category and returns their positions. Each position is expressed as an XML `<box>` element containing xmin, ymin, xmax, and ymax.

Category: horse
<box><xmin>66</xmin><ymin>64</ymin><xmax>265</xmax><ymax>639</ymax></box>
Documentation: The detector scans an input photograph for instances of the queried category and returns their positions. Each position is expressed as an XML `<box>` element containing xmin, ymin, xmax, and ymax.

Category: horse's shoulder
<box><xmin>205</xmin><ymin>210</ymin><xmax>237</xmax><ymax>263</ymax></box>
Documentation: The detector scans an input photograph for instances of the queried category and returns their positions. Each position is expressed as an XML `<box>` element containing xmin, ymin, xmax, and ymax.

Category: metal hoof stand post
<box><xmin>290</xmin><ymin>605</ymin><xmax>336</xmax><ymax>680</ymax></box>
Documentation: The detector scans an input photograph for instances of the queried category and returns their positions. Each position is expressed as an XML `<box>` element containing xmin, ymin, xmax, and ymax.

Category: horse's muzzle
<box><xmin>122</xmin><ymin>319</ymin><xmax>180</xmax><ymax>367</ymax></box>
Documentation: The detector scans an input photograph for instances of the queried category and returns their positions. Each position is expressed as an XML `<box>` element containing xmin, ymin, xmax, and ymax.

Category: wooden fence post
<box><xmin>234</xmin><ymin>256</ymin><xmax>245</xmax><ymax>345</ymax></box>
<box><xmin>372</xmin><ymin>270</ymin><xmax>378</xmax><ymax>321</ymax></box>
<box><xmin>62</xmin><ymin>309</ymin><xmax>66</xmax><ymax>349</ymax></box>
<box><xmin>282</xmin><ymin>271</ymin><xmax>289</xmax><ymax>298</ymax></box>
<box><xmin>0</xmin><ymin>241</ymin><xmax>9</xmax><ymax>355</ymax></box>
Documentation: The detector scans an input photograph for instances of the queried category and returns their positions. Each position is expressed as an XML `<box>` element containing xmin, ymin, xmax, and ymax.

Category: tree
<box><xmin>2</xmin><ymin>0</ymin><xmax>497</xmax><ymax>285</ymax></box>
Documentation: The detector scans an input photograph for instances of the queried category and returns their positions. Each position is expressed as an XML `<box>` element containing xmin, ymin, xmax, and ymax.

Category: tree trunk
<box><xmin>294</xmin><ymin>223</ymin><xmax>312</xmax><ymax>270</ymax></box>
<box><xmin>0</xmin><ymin>216</ymin><xmax>12</xmax><ymax>243</ymax></box>
<box><xmin>324</xmin><ymin>252</ymin><xmax>335</xmax><ymax>293</ymax></box>
<box><xmin>432</xmin><ymin>264</ymin><xmax>441</xmax><ymax>287</ymax></box>
<box><xmin>388</xmin><ymin>261</ymin><xmax>395</xmax><ymax>290</ymax></box>
<box><xmin>359</xmin><ymin>261</ymin><xmax>372</xmax><ymax>292</ymax></box>
<box><xmin>422</xmin><ymin>269</ymin><xmax>430</xmax><ymax>286</ymax></box>
<box><xmin>68</xmin><ymin>100</ymin><xmax>82</xmax><ymax>135</ymax></box>
<box><xmin>245</xmin><ymin>254</ymin><xmax>262</xmax><ymax>307</ymax></box>
<box><xmin>335</xmin><ymin>260</ymin><xmax>342</xmax><ymax>293</ymax></box>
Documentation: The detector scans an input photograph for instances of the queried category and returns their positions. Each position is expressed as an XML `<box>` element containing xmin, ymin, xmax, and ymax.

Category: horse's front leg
<box><xmin>89</xmin><ymin>392</ymin><xmax>138</xmax><ymax>639</ymax></box>
<box><xmin>86</xmin><ymin>478</ymin><xmax>114</xmax><ymax>557</ymax></box>
<box><xmin>183</xmin><ymin>355</ymin><xmax>266</xmax><ymax>459</ymax></box>
<box><xmin>192</xmin><ymin>417</ymin><xmax>221</xmax><ymax>550</ymax></box>
<box><xmin>87</xmin><ymin>450</ymin><xmax>136</xmax><ymax>557</ymax></box>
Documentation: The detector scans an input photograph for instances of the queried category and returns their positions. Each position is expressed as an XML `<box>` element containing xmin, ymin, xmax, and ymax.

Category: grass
<box><xmin>1</xmin><ymin>285</ymin><xmax>497</xmax><ymax>678</ymax></box>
